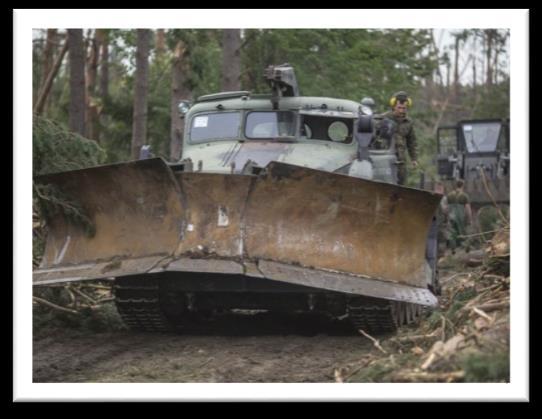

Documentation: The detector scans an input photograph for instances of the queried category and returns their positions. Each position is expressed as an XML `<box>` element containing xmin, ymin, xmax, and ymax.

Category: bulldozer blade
<box><xmin>34</xmin><ymin>158</ymin><xmax>186</xmax><ymax>284</ymax></box>
<box><xmin>34</xmin><ymin>159</ymin><xmax>441</xmax><ymax>306</ymax></box>
<box><xmin>244</xmin><ymin>162</ymin><xmax>441</xmax><ymax>288</ymax></box>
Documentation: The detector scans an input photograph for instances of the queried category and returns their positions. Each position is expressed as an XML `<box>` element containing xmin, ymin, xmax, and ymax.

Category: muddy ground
<box><xmin>33</xmin><ymin>311</ymin><xmax>378</xmax><ymax>383</ymax></box>
<box><xmin>33</xmin><ymin>251</ymin><xmax>509</xmax><ymax>384</ymax></box>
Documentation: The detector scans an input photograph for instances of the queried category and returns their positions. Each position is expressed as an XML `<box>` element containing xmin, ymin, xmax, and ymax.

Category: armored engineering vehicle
<box><xmin>33</xmin><ymin>64</ymin><xmax>442</xmax><ymax>334</ymax></box>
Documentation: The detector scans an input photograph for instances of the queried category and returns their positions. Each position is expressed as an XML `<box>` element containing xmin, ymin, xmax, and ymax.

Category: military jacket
<box><xmin>374</xmin><ymin>111</ymin><xmax>418</xmax><ymax>161</ymax></box>
<box><xmin>447</xmin><ymin>189</ymin><xmax>470</xmax><ymax>205</ymax></box>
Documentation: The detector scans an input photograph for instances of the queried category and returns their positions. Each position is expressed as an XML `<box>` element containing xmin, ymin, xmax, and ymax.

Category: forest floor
<box><xmin>33</xmin><ymin>244</ymin><xmax>510</xmax><ymax>384</ymax></box>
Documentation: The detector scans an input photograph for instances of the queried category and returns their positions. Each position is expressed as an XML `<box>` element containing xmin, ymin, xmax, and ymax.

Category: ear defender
<box><xmin>390</xmin><ymin>93</ymin><xmax>412</xmax><ymax>108</ymax></box>
<box><xmin>389</xmin><ymin>96</ymin><xmax>396</xmax><ymax>108</ymax></box>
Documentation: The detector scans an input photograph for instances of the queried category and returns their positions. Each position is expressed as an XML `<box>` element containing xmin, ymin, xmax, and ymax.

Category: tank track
<box><xmin>347</xmin><ymin>297</ymin><xmax>422</xmax><ymax>335</ymax></box>
<box><xmin>114</xmin><ymin>276</ymin><xmax>174</xmax><ymax>332</ymax></box>
<box><xmin>114</xmin><ymin>276</ymin><xmax>423</xmax><ymax>335</ymax></box>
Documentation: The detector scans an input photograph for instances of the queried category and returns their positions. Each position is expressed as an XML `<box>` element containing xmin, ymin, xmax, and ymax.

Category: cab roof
<box><xmin>188</xmin><ymin>91</ymin><xmax>361</xmax><ymax>117</ymax></box>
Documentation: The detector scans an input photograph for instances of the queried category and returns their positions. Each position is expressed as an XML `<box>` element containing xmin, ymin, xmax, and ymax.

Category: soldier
<box><xmin>446</xmin><ymin>179</ymin><xmax>473</xmax><ymax>254</ymax></box>
<box><xmin>433</xmin><ymin>180</ymin><xmax>449</xmax><ymax>258</ymax></box>
<box><xmin>373</xmin><ymin>91</ymin><xmax>418</xmax><ymax>185</ymax></box>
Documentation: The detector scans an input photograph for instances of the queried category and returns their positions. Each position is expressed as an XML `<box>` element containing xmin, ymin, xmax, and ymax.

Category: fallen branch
<box><xmin>441</xmin><ymin>315</ymin><xmax>446</xmax><ymax>341</ymax></box>
<box><xmin>475</xmin><ymin>302</ymin><xmax>509</xmax><ymax>312</ymax></box>
<box><xmin>391</xmin><ymin>333</ymin><xmax>440</xmax><ymax>344</ymax></box>
<box><xmin>421</xmin><ymin>352</ymin><xmax>437</xmax><ymax>370</ymax></box>
<box><xmin>472</xmin><ymin>307</ymin><xmax>493</xmax><ymax>322</ymax></box>
<box><xmin>476</xmin><ymin>282</ymin><xmax>505</xmax><ymax>294</ymax></box>
<box><xmin>394</xmin><ymin>370</ymin><xmax>465</xmax><ymax>382</ymax></box>
<box><xmin>80</xmin><ymin>284</ymin><xmax>113</xmax><ymax>290</ymax></box>
<box><xmin>441</xmin><ymin>272</ymin><xmax>472</xmax><ymax>285</ymax></box>
<box><xmin>458</xmin><ymin>229</ymin><xmax>503</xmax><ymax>238</ymax></box>
<box><xmin>335</xmin><ymin>357</ymin><xmax>374</xmax><ymax>382</ymax></box>
<box><xmin>71</xmin><ymin>287</ymin><xmax>98</xmax><ymax>305</ymax></box>
<box><xmin>358</xmin><ymin>329</ymin><xmax>387</xmax><ymax>354</ymax></box>
<box><xmin>89</xmin><ymin>297</ymin><xmax>115</xmax><ymax>309</ymax></box>
<box><xmin>65</xmin><ymin>286</ymin><xmax>76</xmax><ymax>308</ymax></box>
<box><xmin>33</xmin><ymin>296</ymin><xmax>79</xmax><ymax>315</ymax></box>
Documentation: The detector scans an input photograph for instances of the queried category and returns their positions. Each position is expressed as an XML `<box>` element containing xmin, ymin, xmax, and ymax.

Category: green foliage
<box><xmin>33</xmin><ymin>116</ymin><xmax>105</xmax><ymax>256</ymax></box>
<box><xmin>445</xmin><ymin>287</ymin><xmax>478</xmax><ymax>322</ymax></box>
<box><xmin>33</xmin><ymin>28</ymin><xmax>509</xmax><ymax>174</ymax></box>
<box><xmin>34</xmin><ymin>183</ymin><xmax>96</xmax><ymax>237</ymax></box>
<box><xmin>33</xmin><ymin>116</ymin><xmax>106</xmax><ymax>176</ymax></box>
<box><xmin>241</xmin><ymin>29</ymin><xmax>436</xmax><ymax>107</ymax></box>
<box><xmin>33</xmin><ymin>286</ymin><xmax>126</xmax><ymax>333</ymax></box>
<box><xmin>349</xmin><ymin>361</ymin><xmax>395</xmax><ymax>383</ymax></box>
<box><xmin>460</xmin><ymin>351</ymin><xmax>509</xmax><ymax>382</ymax></box>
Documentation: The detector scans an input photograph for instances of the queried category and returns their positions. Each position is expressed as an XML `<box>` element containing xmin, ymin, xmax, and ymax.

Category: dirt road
<box><xmin>33</xmin><ymin>312</ymin><xmax>376</xmax><ymax>383</ymax></box>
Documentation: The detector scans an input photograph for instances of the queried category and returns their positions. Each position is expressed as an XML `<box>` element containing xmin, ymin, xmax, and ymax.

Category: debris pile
<box><xmin>338</xmin><ymin>227</ymin><xmax>510</xmax><ymax>383</ymax></box>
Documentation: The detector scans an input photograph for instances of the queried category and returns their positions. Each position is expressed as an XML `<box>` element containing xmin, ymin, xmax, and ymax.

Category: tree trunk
<box><xmin>96</xmin><ymin>29</ymin><xmax>109</xmax><ymax>101</ymax></box>
<box><xmin>446</xmin><ymin>60</ymin><xmax>451</xmax><ymax>92</ymax></box>
<box><xmin>42</xmin><ymin>29</ymin><xmax>57</xmax><ymax>71</ymax></box>
<box><xmin>170</xmin><ymin>41</ymin><xmax>190</xmax><ymax>162</ymax></box>
<box><xmin>67</xmin><ymin>29</ymin><xmax>86</xmax><ymax>136</ymax></box>
<box><xmin>156</xmin><ymin>29</ymin><xmax>166</xmax><ymax>57</ymax></box>
<box><xmin>430</xmin><ymin>29</ymin><xmax>444</xmax><ymax>85</ymax></box>
<box><xmin>131</xmin><ymin>29</ymin><xmax>151</xmax><ymax>160</ymax></box>
<box><xmin>493</xmin><ymin>43</ymin><xmax>499</xmax><ymax>85</ymax></box>
<box><xmin>453</xmin><ymin>36</ymin><xmax>460</xmax><ymax>102</ymax></box>
<box><xmin>86</xmin><ymin>33</ymin><xmax>100</xmax><ymax>141</ymax></box>
<box><xmin>485</xmin><ymin>30</ymin><xmax>494</xmax><ymax>88</ymax></box>
<box><xmin>472</xmin><ymin>36</ymin><xmax>477</xmax><ymax>89</ymax></box>
<box><xmin>221</xmin><ymin>29</ymin><xmax>241</xmax><ymax>91</ymax></box>
<box><xmin>40</xmin><ymin>29</ymin><xmax>57</xmax><ymax>114</ymax></box>
<box><xmin>34</xmin><ymin>39</ymin><xmax>68</xmax><ymax>116</ymax></box>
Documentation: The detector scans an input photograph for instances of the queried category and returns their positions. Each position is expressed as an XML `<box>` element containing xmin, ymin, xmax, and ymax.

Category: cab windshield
<box><xmin>463</xmin><ymin>122</ymin><xmax>501</xmax><ymax>152</ymax></box>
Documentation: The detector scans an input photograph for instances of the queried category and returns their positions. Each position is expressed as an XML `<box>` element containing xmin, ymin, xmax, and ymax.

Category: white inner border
<box><xmin>14</xmin><ymin>9</ymin><xmax>529</xmax><ymax>401</ymax></box>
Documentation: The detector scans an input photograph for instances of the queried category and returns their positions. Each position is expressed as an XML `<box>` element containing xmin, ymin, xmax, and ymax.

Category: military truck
<box><xmin>33</xmin><ymin>64</ymin><xmax>441</xmax><ymax>334</ymax></box>
<box><xmin>430</xmin><ymin>118</ymin><xmax>510</xmax><ymax>235</ymax></box>
<box><xmin>435</xmin><ymin>119</ymin><xmax>509</xmax><ymax>205</ymax></box>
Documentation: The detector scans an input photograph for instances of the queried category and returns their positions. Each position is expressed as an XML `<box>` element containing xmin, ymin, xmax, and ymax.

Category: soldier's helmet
<box><xmin>360</xmin><ymin>97</ymin><xmax>376</xmax><ymax>108</ymax></box>
<box><xmin>389</xmin><ymin>91</ymin><xmax>412</xmax><ymax>108</ymax></box>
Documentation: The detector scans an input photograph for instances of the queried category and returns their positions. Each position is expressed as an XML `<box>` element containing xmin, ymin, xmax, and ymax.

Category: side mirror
<box><xmin>139</xmin><ymin>145</ymin><xmax>153</xmax><ymax>160</ymax></box>
<box><xmin>355</xmin><ymin>115</ymin><xmax>374</xmax><ymax>161</ymax></box>
<box><xmin>177</xmin><ymin>100</ymin><xmax>191</xmax><ymax>115</ymax></box>
<box><xmin>360</xmin><ymin>97</ymin><xmax>375</xmax><ymax>115</ymax></box>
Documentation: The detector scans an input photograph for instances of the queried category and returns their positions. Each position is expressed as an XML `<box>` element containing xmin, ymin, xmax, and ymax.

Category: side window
<box><xmin>299</xmin><ymin>115</ymin><xmax>353</xmax><ymax>143</ymax></box>
<box><xmin>245</xmin><ymin>112</ymin><xmax>296</xmax><ymax>138</ymax></box>
<box><xmin>438</xmin><ymin>128</ymin><xmax>458</xmax><ymax>154</ymax></box>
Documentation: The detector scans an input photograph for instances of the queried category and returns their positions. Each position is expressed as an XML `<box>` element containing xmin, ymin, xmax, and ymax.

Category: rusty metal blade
<box><xmin>36</xmin><ymin>158</ymin><xmax>185</xmax><ymax>270</ymax></box>
<box><xmin>244</xmin><ymin>162</ymin><xmax>442</xmax><ymax>288</ymax></box>
<box><xmin>171</xmin><ymin>172</ymin><xmax>253</xmax><ymax>258</ymax></box>
<box><xmin>34</xmin><ymin>160</ymin><xmax>440</xmax><ymax>299</ymax></box>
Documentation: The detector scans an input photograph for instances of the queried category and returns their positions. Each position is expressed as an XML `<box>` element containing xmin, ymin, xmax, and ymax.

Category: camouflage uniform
<box><xmin>436</xmin><ymin>195</ymin><xmax>449</xmax><ymax>258</ymax></box>
<box><xmin>374</xmin><ymin>111</ymin><xmax>418</xmax><ymax>185</ymax></box>
<box><xmin>446</xmin><ymin>189</ymin><xmax>471</xmax><ymax>252</ymax></box>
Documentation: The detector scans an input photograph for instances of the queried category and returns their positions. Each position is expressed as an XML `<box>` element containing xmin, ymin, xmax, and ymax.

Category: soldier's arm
<box><xmin>407</xmin><ymin>124</ymin><xmax>418</xmax><ymax>161</ymax></box>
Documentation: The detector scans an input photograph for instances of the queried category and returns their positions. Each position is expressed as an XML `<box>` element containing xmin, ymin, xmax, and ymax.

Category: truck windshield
<box><xmin>190</xmin><ymin>112</ymin><xmax>241</xmax><ymax>143</ymax></box>
<box><xmin>463</xmin><ymin>122</ymin><xmax>501</xmax><ymax>153</ymax></box>
<box><xmin>245</xmin><ymin>111</ymin><xmax>296</xmax><ymax>139</ymax></box>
